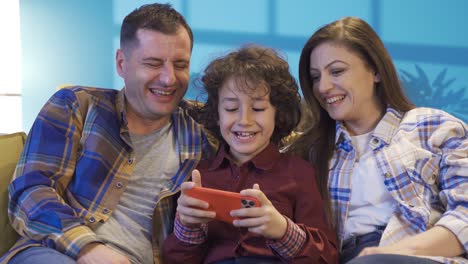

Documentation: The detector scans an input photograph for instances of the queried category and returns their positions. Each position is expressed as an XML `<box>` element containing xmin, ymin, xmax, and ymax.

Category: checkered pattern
<box><xmin>267</xmin><ymin>217</ymin><xmax>306</xmax><ymax>259</ymax></box>
<box><xmin>173</xmin><ymin>213</ymin><xmax>208</xmax><ymax>244</ymax></box>
<box><xmin>329</xmin><ymin>107</ymin><xmax>468</xmax><ymax>263</ymax></box>
<box><xmin>1</xmin><ymin>86</ymin><xmax>209</xmax><ymax>264</ymax></box>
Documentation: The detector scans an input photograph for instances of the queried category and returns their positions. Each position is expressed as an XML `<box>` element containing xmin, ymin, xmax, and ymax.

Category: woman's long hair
<box><xmin>288</xmin><ymin>17</ymin><xmax>414</xmax><ymax>225</ymax></box>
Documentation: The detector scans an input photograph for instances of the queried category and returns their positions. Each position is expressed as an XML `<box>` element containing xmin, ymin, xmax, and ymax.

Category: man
<box><xmin>1</xmin><ymin>3</ymin><xmax>214</xmax><ymax>264</ymax></box>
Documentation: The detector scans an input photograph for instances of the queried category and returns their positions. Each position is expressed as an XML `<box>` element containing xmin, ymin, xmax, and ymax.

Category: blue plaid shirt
<box><xmin>329</xmin><ymin>107</ymin><xmax>467</xmax><ymax>264</ymax></box>
<box><xmin>1</xmin><ymin>86</ymin><xmax>212</xmax><ymax>264</ymax></box>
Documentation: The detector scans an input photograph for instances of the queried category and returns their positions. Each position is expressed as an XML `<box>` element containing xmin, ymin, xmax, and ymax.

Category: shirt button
<box><xmin>89</xmin><ymin>217</ymin><xmax>95</xmax><ymax>223</ymax></box>
<box><xmin>384</xmin><ymin>172</ymin><xmax>391</xmax><ymax>178</ymax></box>
<box><xmin>116</xmin><ymin>182</ymin><xmax>123</xmax><ymax>188</ymax></box>
<box><xmin>102</xmin><ymin>208</ymin><xmax>109</xmax><ymax>214</ymax></box>
<box><xmin>128</xmin><ymin>159</ymin><xmax>134</xmax><ymax>165</ymax></box>
<box><xmin>371</xmin><ymin>138</ymin><xmax>379</xmax><ymax>144</ymax></box>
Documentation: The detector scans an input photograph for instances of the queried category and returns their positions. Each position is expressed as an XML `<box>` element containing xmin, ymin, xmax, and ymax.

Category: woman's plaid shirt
<box><xmin>329</xmin><ymin>107</ymin><xmax>467</xmax><ymax>264</ymax></box>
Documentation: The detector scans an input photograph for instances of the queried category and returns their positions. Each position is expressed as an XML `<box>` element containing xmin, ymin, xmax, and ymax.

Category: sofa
<box><xmin>0</xmin><ymin>132</ymin><xmax>26</xmax><ymax>256</ymax></box>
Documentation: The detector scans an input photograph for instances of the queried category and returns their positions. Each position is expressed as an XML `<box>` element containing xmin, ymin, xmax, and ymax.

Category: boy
<box><xmin>164</xmin><ymin>46</ymin><xmax>338</xmax><ymax>264</ymax></box>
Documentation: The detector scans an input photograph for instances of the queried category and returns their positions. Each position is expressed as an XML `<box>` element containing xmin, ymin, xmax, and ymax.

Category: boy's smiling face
<box><xmin>218</xmin><ymin>77</ymin><xmax>276</xmax><ymax>165</ymax></box>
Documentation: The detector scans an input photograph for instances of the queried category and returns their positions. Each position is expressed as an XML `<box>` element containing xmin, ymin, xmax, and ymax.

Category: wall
<box><xmin>20</xmin><ymin>0</ymin><xmax>468</xmax><ymax>132</ymax></box>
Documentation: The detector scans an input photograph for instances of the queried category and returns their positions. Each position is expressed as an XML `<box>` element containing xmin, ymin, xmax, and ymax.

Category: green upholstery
<box><xmin>0</xmin><ymin>132</ymin><xmax>26</xmax><ymax>256</ymax></box>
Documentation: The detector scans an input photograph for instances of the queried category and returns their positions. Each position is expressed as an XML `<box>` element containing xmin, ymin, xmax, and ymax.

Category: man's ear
<box><xmin>116</xmin><ymin>49</ymin><xmax>126</xmax><ymax>78</ymax></box>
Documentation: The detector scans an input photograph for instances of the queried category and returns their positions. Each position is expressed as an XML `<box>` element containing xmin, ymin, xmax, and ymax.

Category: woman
<box><xmin>289</xmin><ymin>16</ymin><xmax>467</xmax><ymax>264</ymax></box>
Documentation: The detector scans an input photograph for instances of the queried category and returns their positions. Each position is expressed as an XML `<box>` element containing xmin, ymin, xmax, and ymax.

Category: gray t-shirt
<box><xmin>94</xmin><ymin>122</ymin><xmax>179</xmax><ymax>264</ymax></box>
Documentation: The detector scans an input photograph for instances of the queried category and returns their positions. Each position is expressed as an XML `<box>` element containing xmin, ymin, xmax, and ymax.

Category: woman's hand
<box><xmin>358</xmin><ymin>226</ymin><xmax>464</xmax><ymax>258</ymax></box>
<box><xmin>230</xmin><ymin>184</ymin><xmax>287</xmax><ymax>240</ymax></box>
<box><xmin>176</xmin><ymin>169</ymin><xmax>216</xmax><ymax>227</ymax></box>
<box><xmin>358</xmin><ymin>244</ymin><xmax>417</xmax><ymax>257</ymax></box>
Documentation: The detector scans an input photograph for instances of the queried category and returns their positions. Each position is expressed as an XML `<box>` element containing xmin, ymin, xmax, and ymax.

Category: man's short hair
<box><xmin>120</xmin><ymin>3</ymin><xmax>193</xmax><ymax>53</ymax></box>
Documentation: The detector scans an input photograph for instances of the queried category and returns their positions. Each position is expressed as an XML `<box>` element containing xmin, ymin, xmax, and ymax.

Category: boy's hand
<box><xmin>177</xmin><ymin>169</ymin><xmax>216</xmax><ymax>226</ymax></box>
<box><xmin>230</xmin><ymin>184</ymin><xmax>287</xmax><ymax>240</ymax></box>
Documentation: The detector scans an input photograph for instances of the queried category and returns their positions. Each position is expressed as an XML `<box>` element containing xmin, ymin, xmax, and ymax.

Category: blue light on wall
<box><xmin>20</xmin><ymin>0</ymin><xmax>468</xmax><ymax>132</ymax></box>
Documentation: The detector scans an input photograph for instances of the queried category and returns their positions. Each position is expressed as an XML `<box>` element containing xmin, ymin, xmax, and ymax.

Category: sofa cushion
<box><xmin>0</xmin><ymin>132</ymin><xmax>26</xmax><ymax>256</ymax></box>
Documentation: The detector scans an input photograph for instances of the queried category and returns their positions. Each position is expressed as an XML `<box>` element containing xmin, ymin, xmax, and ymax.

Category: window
<box><xmin>0</xmin><ymin>1</ymin><xmax>22</xmax><ymax>133</ymax></box>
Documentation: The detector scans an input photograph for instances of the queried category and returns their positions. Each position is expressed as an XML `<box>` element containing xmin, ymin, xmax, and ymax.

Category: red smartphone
<box><xmin>185</xmin><ymin>186</ymin><xmax>261</xmax><ymax>223</ymax></box>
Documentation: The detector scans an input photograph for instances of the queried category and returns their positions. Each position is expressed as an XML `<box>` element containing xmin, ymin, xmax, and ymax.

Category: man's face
<box><xmin>116</xmin><ymin>28</ymin><xmax>191</xmax><ymax>129</ymax></box>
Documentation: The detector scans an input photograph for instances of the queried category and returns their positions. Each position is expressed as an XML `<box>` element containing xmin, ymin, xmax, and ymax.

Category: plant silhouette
<box><xmin>400</xmin><ymin>65</ymin><xmax>468</xmax><ymax>122</ymax></box>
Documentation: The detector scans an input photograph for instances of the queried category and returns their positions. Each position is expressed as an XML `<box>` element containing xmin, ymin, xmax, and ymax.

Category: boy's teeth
<box><xmin>235</xmin><ymin>132</ymin><xmax>255</xmax><ymax>138</ymax></box>
<box><xmin>326</xmin><ymin>95</ymin><xmax>345</xmax><ymax>104</ymax></box>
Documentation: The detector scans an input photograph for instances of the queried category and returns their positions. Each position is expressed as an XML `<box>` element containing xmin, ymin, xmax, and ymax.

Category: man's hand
<box><xmin>77</xmin><ymin>243</ymin><xmax>131</xmax><ymax>264</ymax></box>
<box><xmin>231</xmin><ymin>183</ymin><xmax>288</xmax><ymax>240</ymax></box>
<box><xmin>176</xmin><ymin>169</ymin><xmax>216</xmax><ymax>226</ymax></box>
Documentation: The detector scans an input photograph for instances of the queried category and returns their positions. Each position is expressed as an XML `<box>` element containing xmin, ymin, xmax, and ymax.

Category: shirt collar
<box><xmin>334</xmin><ymin>106</ymin><xmax>403</xmax><ymax>149</ymax></box>
<box><xmin>209</xmin><ymin>142</ymin><xmax>280</xmax><ymax>171</ymax></box>
<box><xmin>117</xmin><ymin>88</ymin><xmax>128</xmax><ymax>133</ymax></box>
<box><xmin>372</xmin><ymin>107</ymin><xmax>403</xmax><ymax>145</ymax></box>
<box><xmin>172</xmin><ymin>99</ymin><xmax>206</xmax><ymax>162</ymax></box>
<box><xmin>334</xmin><ymin>122</ymin><xmax>353</xmax><ymax>151</ymax></box>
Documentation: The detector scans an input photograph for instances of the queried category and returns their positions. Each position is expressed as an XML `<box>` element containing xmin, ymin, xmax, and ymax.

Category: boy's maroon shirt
<box><xmin>164</xmin><ymin>143</ymin><xmax>338</xmax><ymax>264</ymax></box>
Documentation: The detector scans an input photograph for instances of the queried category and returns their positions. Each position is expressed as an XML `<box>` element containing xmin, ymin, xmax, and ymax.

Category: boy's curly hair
<box><xmin>196</xmin><ymin>45</ymin><xmax>301</xmax><ymax>146</ymax></box>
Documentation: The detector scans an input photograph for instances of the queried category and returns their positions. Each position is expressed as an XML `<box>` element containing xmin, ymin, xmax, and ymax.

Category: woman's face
<box><xmin>309</xmin><ymin>41</ymin><xmax>383</xmax><ymax>135</ymax></box>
